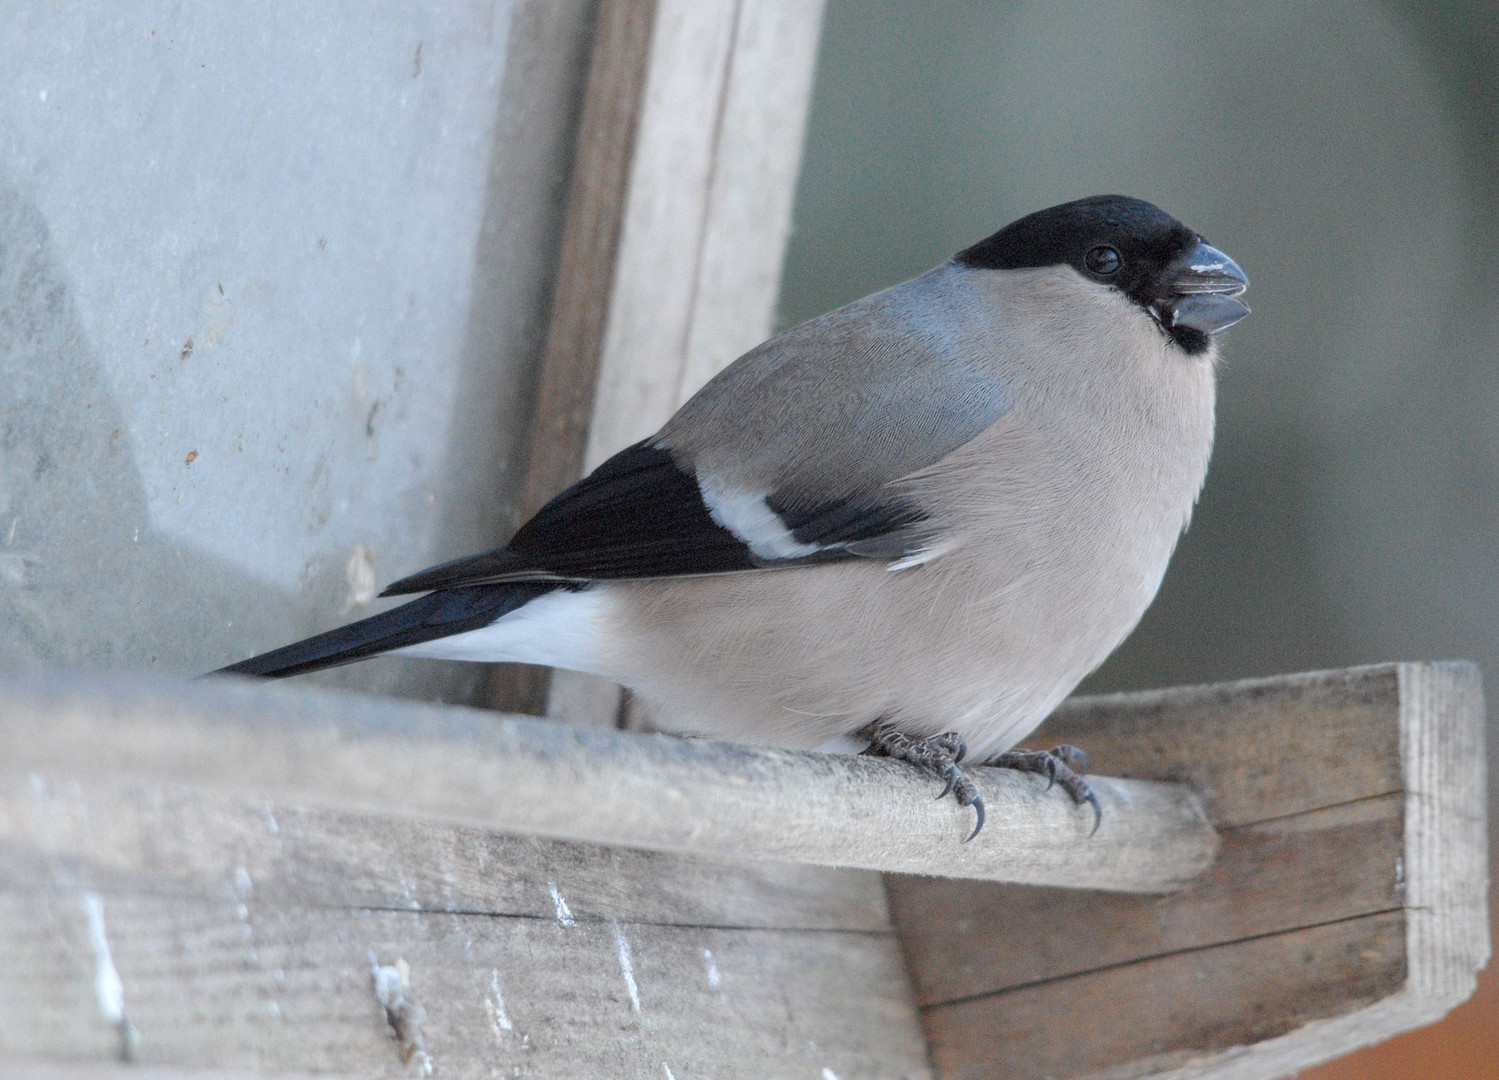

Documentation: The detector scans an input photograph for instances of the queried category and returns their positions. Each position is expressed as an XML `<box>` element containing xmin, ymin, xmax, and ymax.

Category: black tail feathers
<box><xmin>211</xmin><ymin>582</ymin><xmax>557</xmax><ymax>679</ymax></box>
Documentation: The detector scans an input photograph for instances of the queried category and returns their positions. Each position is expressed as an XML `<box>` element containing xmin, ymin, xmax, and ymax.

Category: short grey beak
<box><xmin>1161</xmin><ymin>241</ymin><xmax>1250</xmax><ymax>335</ymax></box>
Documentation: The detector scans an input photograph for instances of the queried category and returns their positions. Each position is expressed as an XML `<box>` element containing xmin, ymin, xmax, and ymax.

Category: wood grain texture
<box><xmin>889</xmin><ymin>794</ymin><xmax>1405</xmax><ymax>1005</ymax></box>
<box><xmin>485</xmin><ymin>0</ymin><xmax>826</xmax><ymax>725</ymax></box>
<box><xmin>484</xmin><ymin>0</ymin><xmax>659</xmax><ymax>719</ymax></box>
<box><xmin>514</xmin><ymin>0</ymin><xmax>658</xmax><ymax>521</ymax></box>
<box><xmin>584</xmin><ymin>0</ymin><xmax>825</xmax><ymax>465</ymax></box>
<box><xmin>12</xmin><ymin>1067</ymin><xmax>343</xmax><ymax>1079</ymax></box>
<box><xmin>1040</xmin><ymin>665</ymin><xmax>1408</xmax><ymax>827</ymax></box>
<box><xmin>0</xmin><ymin>780</ymin><xmax>892</xmax><ymax>932</ymax></box>
<box><xmin>925</xmin><ymin>913</ymin><xmax>1409</xmax><ymax>1080</ymax></box>
<box><xmin>0</xmin><ymin>672</ymin><xmax>1216</xmax><ymax>891</ymax></box>
<box><xmin>0</xmin><ymin>893</ymin><xmax>929</xmax><ymax>1078</ymax></box>
<box><xmin>2</xmin><ymin>720</ymin><xmax>927</xmax><ymax>1076</ymax></box>
<box><xmin>892</xmin><ymin>662</ymin><xmax>1489</xmax><ymax>1080</ymax></box>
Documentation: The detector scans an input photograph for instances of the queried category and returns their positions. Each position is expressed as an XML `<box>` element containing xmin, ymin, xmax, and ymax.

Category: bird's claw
<box><xmin>936</xmin><ymin>769</ymin><xmax>957</xmax><ymax>801</ymax></box>
<box><xmin>862</xmin><ymin>725</ymin><xmax>985</xmax><ymax>840</ymax></box>
<box><xmin>991</xmin><ymin>743</ymin><xmax>1102</xmax><ymax>834</ymax></box>
<box><xmin>963</xmin><ymin>791</ymin><xmax>986</xmax><ymax>843</ymax></box>
<box><xmin>1081</xmin><ymin>787</ymin><xmax>1103</xmax><ymax>837</ymax></box>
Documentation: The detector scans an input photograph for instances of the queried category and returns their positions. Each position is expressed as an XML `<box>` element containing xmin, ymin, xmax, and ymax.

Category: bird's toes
<box><xmin>938</xmin><ymin>732</ymin><xmax>969</xmax><ymax>764</ymax></box>
<box><xmin>861</xmin><ymin>724</ymin><xmax>984</xmax><ymax>840</ymax></box>
<box><xmin>1053</xmin><ymin>766</ymin><xmax>1103</xmax><ymax>836</ymax></box>
<box><xmin>949</xmin><ymin>771</ymin><xmax>985</xmax><ymax>841</ymax></box>
<box><xmin>1048</xmin><ymin>743</ymin><xmax>1090</xmax><ymax>776</ymax></box>
<box><xmin>989</xmin><ymin>743</ymin><xmax>1103</xmax><ymax>834</ymax></box>
<box><xmin>935</xmin><ymin>763</ymin><xmax>958</xmax><ymax>801</ymax></box>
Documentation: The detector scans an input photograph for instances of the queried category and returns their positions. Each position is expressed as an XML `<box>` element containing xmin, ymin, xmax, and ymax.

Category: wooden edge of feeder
<box><xmin>0</xmin><ymin>669</ymin><xmax>1214</xmax><ymax>893</ymax></box>
<box><xmin>891</xmin><ymin>661</ymin><xmax>1489</xmax><ymax>1080</ymax></box>
<box><xmin>1143</xmin><ymin>662</ymin><xmax>1490</xmax><ymax>1080</ymax></box>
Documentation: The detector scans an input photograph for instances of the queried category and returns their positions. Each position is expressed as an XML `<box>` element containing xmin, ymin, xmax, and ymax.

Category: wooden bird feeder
<box><xmin>0</xmin><ymin>662</ymin><xmax>1487</xmax><ymax>1078</ymax></box>
<box><xmin>1</xmin><ymin>2</ymin><xmax>1488</xmax><ymax>1078</ymax></box>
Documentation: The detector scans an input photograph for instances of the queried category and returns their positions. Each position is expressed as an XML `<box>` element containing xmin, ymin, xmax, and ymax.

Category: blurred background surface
<box><xmin>778</xmin><ymin>1</ymin><xmax>1496</xmax><ymax>1075</ymax></box>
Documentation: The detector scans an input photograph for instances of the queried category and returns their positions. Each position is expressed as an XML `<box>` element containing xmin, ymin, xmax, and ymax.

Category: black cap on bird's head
<box><xmin>956</xmin><ymin>194</ymin><xmax>1250</xmax><ymax>355</ymax></box>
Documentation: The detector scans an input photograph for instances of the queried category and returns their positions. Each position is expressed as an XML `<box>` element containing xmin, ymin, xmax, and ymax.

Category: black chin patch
<box><xmin>1167</xmin><ymin>325</ymin><xmax>1212</xmax><ymax>355</ymax></box>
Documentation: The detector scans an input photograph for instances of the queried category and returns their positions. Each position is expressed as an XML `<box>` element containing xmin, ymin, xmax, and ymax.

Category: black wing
<box><xmin>380</xmin><ymin>441</ymin><xmax>925</xmax><ymax>596</ymax></box>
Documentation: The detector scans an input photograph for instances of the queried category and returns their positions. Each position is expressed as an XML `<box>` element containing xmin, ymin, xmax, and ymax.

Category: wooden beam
<box><xmin>0</xmin><ymin>672</ymin><xmax>1215</xmax><ymax>892</ymax></box>
<box><xmin>0</xmin><ymin>772</ymin><xmax>923</xmax><ymax>1077</ymax></box>
<box><xmin>483</xmin><ymin>0</ymin><xmax>659</xmax><ymax>717</ymax></box>
<box><xmin>487</xmin><ymin>0</ymin><xmax>827</xmax><ymax>724</ymax></box>
<box><xmin>888</xmin><ymin>662</ymin><xmax>1489</xmax><ymax>1080</ymax></box>
<box><xmin>583</xmin><ymin>0</ymin><xmax>826</xmax><ymax>466</ymax></box>
<box><xmin>510</xmin><ymin>0</ymin><xmax>657</xmax><ymax>526</ymax></box>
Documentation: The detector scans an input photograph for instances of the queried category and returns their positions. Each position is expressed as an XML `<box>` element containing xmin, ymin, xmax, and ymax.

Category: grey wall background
<box><xmin>0</xmin><ymin>2</ymin><xmax>593</xmax><ymax>702</ymax></box>
<box><xmin>778</xmin><ymin>0</ymin><xmax>1498</xmax><ymax>1062</ymax></box>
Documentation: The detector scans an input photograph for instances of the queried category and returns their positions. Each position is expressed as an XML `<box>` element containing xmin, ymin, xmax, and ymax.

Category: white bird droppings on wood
<box><xmin>613</xmin><ymin>923</ymin><xmax>641</xmax><ymax>1014</ymax></box>
<box><xmin>82</xmin><ymin>893</ymin><xmax>123</xmax><ymax>1022</ymax></box>
<box><xmin>81</xmin><ymin>892</ymin><xmax>138</xmax><ymax>1060</ymax></box>
<box><xmin>822</xmin><ymin>1069</ymin><xmax>841</xmax><ymax>1080</ymax></box>
<box><xmin>663</xmin><ymin>1065</ymin><xmax>677</xmax><ymax>1079</ymax></box>
<box><xmin>488</xmin><ymin>968</ymin><xmax>513</xmax><ymax>1036</ymax></box>
<box><xmin>370</xmin><ymin>952</ymin><xmax>432</xmax><ymax>1075</ymax></box>
<box><xmin>548</xmin><ymin>882</ymin><xmax>575</xmax><ymax>927</ymax></box>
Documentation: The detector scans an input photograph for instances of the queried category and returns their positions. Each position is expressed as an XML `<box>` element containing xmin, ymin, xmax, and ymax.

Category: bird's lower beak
<box><xmin>1158</xmin><ymin>241</ymin><xmax>1250</xmax><ymax>335</ymax></box>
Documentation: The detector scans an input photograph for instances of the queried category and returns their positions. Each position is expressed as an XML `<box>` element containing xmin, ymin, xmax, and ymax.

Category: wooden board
<box><xmin>483</xmin><ymin>0</ymin><xmax>659</xmax><ymax>719</ymax></box>
<box><xmin>485</xmin><ymin>0</ymin><xmax>827</xmax><ymax>725</ymax></box>
<box><xmin>887</xmin><ymin>662</ymin><xmax>1489</xmax><ymax>1080</ymax></box>
<box><xmin>0</xmin><ymin>672</ymin><xmax>1216</xmax><ymax>891</ymax></box>
<box><xmin>0</xmin><ymin>781</ymin><xmax>928</xmax><ymax>1078</ymax></box>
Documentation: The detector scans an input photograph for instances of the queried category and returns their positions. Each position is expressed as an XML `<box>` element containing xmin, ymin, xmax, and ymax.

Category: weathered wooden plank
<box><xmin>1</xmin><ymin>723</ymin><xmax>926</xmax><ymax>1075</ymax></box>
<box><xmin>484</xmin><ymin>0</ymin><xmax>659</xmax><ymax>719</ymax></box>
<box><xmin>0</xmin><ymin>778</ymin><xmax>890</xmax><ymax>933</ymax></box>
<box><xmin>0</xmin><ymin>672</ymin><xmax>1217</xmax><ymax>891</ymax></box>
<box><xmin>584</xmin><ymin>0</ymin><xmax>825</xmax><ymax>466</ymax></box>
<box><xmin>486</xmin><ymin>0</ymin><xmax>826</xmax><ymax>725</ymax></box>
<box><xmin>1037</xmin><ymin>665</ymin><xmax>1406</xmax><ymax>828</ymax></box>
<box><xmin>891</xmin><ymin>662</ymin><xmax>1489</xmax><ymax>1080</ymax></box>
<box><xmin>0</xmin><ymin>892</ymin><xmax>930</xmax><ymax>1079</ymax></box>
<box><xmin>671</xmin><ymin>0</ymin><xmax>827</xmax><ymax>400</ymax></box>
<box><xmin>509</xmin><ymin>0</ymin><xmax>657</xmax><ymax>527</ymax></box>
<box><xmin>923</xmin><ymin>912</ymin><xmax>1408</xmax><ymax>1080</ymax></box>
<box><xmin>888</xmin><ymin>793</ymin><xmax>1404</xmax><ymax>1005</ymax></box>
<box><xmin>12</xmin><ymin>1067</ymin><xmax>339</xmax><ymax>1079</ymax></box>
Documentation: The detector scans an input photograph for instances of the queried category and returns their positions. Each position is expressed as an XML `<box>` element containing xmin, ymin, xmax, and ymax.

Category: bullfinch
<box><xmin>216</xmin><ymin>194</ymin><xmax>1250</xmax><ymax>838</ymax></box>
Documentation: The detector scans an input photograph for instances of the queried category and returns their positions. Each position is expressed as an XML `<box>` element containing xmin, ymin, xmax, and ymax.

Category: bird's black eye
<box><xmin>1085</xmin><ymin>245</ymin><xmax>1121</xmax><ymax>276</ymax></box>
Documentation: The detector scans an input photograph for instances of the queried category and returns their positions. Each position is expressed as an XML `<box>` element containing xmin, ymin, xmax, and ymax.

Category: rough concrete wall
<box><xmin>0</xmin><ymin>2</ymin><xmax>594</xmax><ymax>702</ymax></box>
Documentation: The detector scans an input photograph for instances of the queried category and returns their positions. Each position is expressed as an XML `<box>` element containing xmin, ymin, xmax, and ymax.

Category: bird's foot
<box><xmin>862</xmin><ymin>725</ymin><xmax>985</xmax><ymax>841</ymax></box>
<box><xmin>989</xmin><ymin>744</ymin><xmax>1102</xmax><ymax>835</ymax></box>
